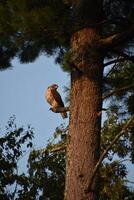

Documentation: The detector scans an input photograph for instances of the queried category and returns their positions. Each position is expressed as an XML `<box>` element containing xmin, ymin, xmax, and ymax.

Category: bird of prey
<box><xmin>45</xmin><ymin>84</ymin><xmax>67</xmax><ymax>119</ymax></box>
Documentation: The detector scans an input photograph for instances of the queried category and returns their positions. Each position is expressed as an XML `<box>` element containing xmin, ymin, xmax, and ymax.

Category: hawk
<box><xmin>45</xmin><ymin>84</ymin><xmax>67</xmax><ymax>119</ymax></box>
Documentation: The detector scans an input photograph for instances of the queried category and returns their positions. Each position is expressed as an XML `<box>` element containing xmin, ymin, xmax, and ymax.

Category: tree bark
<box><xmin>64</xmin><ymin>27</ymin><xmax>104</xmax><ymax>200</ymax></box>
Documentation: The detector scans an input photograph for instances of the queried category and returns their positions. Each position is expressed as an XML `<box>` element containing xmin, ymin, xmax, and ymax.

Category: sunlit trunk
<box><xmin>64</xmin><ymin>26</ymin><xmax>104</xmax><ymax>200</ymax></box>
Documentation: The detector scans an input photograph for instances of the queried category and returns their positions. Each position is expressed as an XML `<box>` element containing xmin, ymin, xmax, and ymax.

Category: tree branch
<box><xmin>119</xmin><ymin>158</ymin><xmax>131</xmax><ymax>164</ymax></box>
<box><xmin>50</xmin><ymin>107</ymin><xmax>70</xmax><ymax>113</ymax></box>
<box><xmin>113</xmin><ymin>50</ymin><xmax>134</xmax><ymax>63</ymax></box>
<box><xmin>38</xmin><ymin>144</ymin><xmax>66</xmax><ymax>154</ymax></box>
<box><xmin>32</xmin><ymin>144</ymin><xmax>66</xmax><ymax>157</ymax></box>
<box><xmin>48</xmin><ymin>144</ymin><xmax>66</xmax><ymax>153</ymax></box>
<box><xmin>105</xmin><ymin>62</ymin><xmax>118</xmax><ymax>78</ymax></box>
<box><xmin>104</xmin><ymin>58</ymin><xmax>125</xmax><ymax>67</ymax></box>
<box><xmin>104</xmin><ymin>51</ymin><xmax>134</xmax><ymax>68</ymax></box>
<box><xmin>99</xmin><ymin>25</ymin><xmax>134</xmax><ymax>49</ymax></box>
<box><xmin>12</xmin><ymin>163</ymin><xmax>18</xmax><ymax>200</ymax></box>
<box><xmin>124</xmin><ymin>180</ymin><xmax>134</xmax><ymax>185</ymax></box>
<box><xmin>85</xmin><ymin>114</ymin><xmax>134</xmax><ymax>193</ymax></box>
<box><xmin>103</xmin><ymin>84</ymin><xmax>134</xmax><ymax>100</ymax></box>
<box><xmin>97</xmin><ymin>108</ymin><xmax>107</xmax><ymax>117</ymax></box>
<box><xmin>104</xmin><ymin>56</ymin><xmax>120</xmax><ymax>79</ymax></box>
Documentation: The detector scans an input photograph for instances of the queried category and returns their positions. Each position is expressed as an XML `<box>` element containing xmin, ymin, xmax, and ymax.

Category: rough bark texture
<box><xmin>64</xmin><ymin>1</ymin><xmax>104</xmax><ymax>199</ymax></box>
<box><xmin>64</xmin><ymin>27</ymin><xmax>104</xmax><ymax>200</ymax></box>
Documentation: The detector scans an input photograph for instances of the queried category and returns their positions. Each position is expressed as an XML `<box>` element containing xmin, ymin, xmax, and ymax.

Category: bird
<box><xmin>45</xmin><ymin>84</ymin><xmax>67</xmax><ymax>119</ymax></box>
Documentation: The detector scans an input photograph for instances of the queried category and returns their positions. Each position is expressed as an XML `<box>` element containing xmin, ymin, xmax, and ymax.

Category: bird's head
<box><xmin>49</xmin><ymin>84</ymin><xmax>58</xmax><ymax>90</ymax></box>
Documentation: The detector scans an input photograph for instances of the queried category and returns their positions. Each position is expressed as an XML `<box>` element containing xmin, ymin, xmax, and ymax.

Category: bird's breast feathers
<box><xmin>45</xmin><ymin>88</ymin><xmax>60</xmax><ymax>107</ymax></box>
<box><xmin>45</xmin><ymin>86</ymin><xmax>67</xmax><ymax>119</ymax></box>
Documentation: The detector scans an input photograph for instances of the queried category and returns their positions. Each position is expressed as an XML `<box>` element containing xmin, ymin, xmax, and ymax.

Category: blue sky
<box><xmin>0</xmin><ymin>55</ymin><xmax>69</xmax><ymax>149</ymax></box>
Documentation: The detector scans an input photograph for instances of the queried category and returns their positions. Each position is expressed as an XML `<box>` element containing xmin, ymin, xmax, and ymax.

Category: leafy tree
<box><xmin>0</xmin><ymin>0</ymin><xmax>134</xmax><ymax>199</ymax></box>
<box><xmin>26</xmin><ymin>125</ymin><xmax>67</xmax><ymax>200</ymax></box>
<box><xmin>26</xmin><ymin>118</ymin><xmax>134</xmax><ymax>200</ymax></box>
<box><xmin>0</xmin><ymin>118</ymin><xmax>134</xmax><ymax>199</ymax></box>
<box><xmin>0</xmin><ymin>116</ymin><xmax>34</xmax><ymax>200</ymax></box>
<box><xmin>0</xmin><ymin>119</ymin><xmax>66</xmax><ymax>200</ymax></box>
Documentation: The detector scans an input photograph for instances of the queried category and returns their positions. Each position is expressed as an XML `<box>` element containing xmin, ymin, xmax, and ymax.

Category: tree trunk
<box><xmin>64</xmin><ymin>27</ymin><xmax>104</xmax><ymax>200</ymax></box>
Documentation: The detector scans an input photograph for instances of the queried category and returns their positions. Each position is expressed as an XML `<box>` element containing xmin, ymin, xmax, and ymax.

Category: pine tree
<box><xmin>0</xmin><ymin>0</ymin><xmax>134</xmax><ymax>199</ymax></box>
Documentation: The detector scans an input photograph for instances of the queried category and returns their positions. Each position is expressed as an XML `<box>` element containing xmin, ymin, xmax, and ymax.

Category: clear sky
<box><xmin>0</xmin><ymin>55</ymin><xmax>69</xmax><ymax>149</ymax></box>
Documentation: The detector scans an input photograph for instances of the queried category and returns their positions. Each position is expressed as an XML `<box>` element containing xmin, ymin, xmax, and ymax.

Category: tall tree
<box><xmin>0</xmin><ymin>0</ymin><xmax>134</xmax><ymax>199</ymax></box>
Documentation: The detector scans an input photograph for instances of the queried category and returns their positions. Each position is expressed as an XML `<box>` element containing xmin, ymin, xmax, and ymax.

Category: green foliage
<box><xmin>103</xmin><ymin>59</ymin><xmax>134</xmax><ymax>162</ymax></box>
<box><xmin>0</xmin><ymin>116</ymin><xmax>34</xmax><ymax>200</ymax></box>
<box><xmin>100</xmin><ymin>108</ymin><xmax>134</xmax><ymax>199</ymax></box>
<box><xmin>0</xmin><ymin>0</ymin><xmax>134</xmax><ymax>199</ymax></box>
<box><xmin>0</xmin><ymin>0</ymin><xmax>134</xmax><ymax>69</ymax></box>
<box><xmin>0</xmin><ymin>117</ymin><xmax>134</xmax><ymax>199</ymax></box>
<box><xmin>100</xmin><ymin>161</ymin><xmax>134</xmax><ymax>200</ymax></box>
<box><xmin>0</xmin><ymin>120</ymin><xmax>67</xmax><ymax>199</ymax></box>
<box><xmin>104</xmin><ymin>61</ymin><xmax>134</xmax><ymax>97</ymax></box>
<box><xmin>0</xmin><ymin>0</ymin><xmax>71</xmax><ymax>69</ymax></box>
<box><xmin>56</xmin><ymin>50</ymin><xmax>72</xmax><ymax>72</ymax></box>
<box><xmin>25</xmin><ymin>119</ymin><xmax>134</xmax><ymax>200</ymax></box>
<box><xmin>26</xmin><ymin>124</ymin><xmax>67</xmax><ymax>200</ymax></box>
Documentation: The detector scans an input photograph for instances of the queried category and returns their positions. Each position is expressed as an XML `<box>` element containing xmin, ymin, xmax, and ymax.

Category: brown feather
<box><xmin>61</xmin><ymin>112</ymin><xmax>68</xmax><ymax>119</ymax></box>
<box><xmin>45</xmin><ymin>85</ymin><xmax>67</xmax><ymax>119</ymax></box>
<box><xmin>50</xmin><ymin>89</ymin><xmax>64</xmax><ymax>107</ymax></box>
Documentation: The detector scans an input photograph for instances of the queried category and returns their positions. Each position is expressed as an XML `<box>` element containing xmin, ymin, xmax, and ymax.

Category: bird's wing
<box><xmin>51</xmin><ymin>89</ymin><xmax>64</xmax><ymax>107</ymax></box>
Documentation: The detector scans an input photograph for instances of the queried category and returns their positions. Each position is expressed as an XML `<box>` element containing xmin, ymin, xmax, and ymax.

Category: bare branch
<box><xmin>105</xmin><ymin>62</ymin><xmax>118</xmax><ymax>78</ymax></box>
<box><xmin>48</xmin><ymin>144</ymin><xmax>66</xmax><ymax>153</ymax></box>
<box><xmin>85</xmin><ymin>114</ymin><xmax>134</xmax><ymax>193</ymax></box>
<box><xmin>103</xmin><ymin>84</ymin><xmax>134</xmax><ymax>100</ymax></box>
<box><xmin>119</xmin><ymin>158</ymin><xmax>131</xmax><ymax>164</ymax></box>
<box><xmin>104</xmin><ymin>58</ymin><xmax>125</xmax><ymax>67</ymax></box>
<box><xmin>38</xmin><ymin>144</ymin><xmax>66</xmax><ymax>154</ymax></box>
<box><xmin>50</xmin><ymin>107</ymin><xmax>70</xmax><ymax>113</ymax></box>
<box><xmin>104</xmin><ymin>56</ymin><xmax>120</xmax><ymax>78</ymax></box>
<box><xmin>113</xmin><ymin>50</ymin><xmax>134</xmax><ymax>63</ymax></box>
<box><xmin>99</xmin><ymin>25</ymin><xmax>134</xmax><ymax>49</ymax></box>
<box><xmin>104</xmin><ymin>51</ymin><xmax>134</xmax><ymax>68</ymax></box>
<box><xmin>97</xmin><ymin>108</ymin><xmax>107</xmax><ymax>117</ymax></box>
<box><xmin>124</xmin><ymin>180</ymin><xmax>134</xmax><ymax>185</ymax></box>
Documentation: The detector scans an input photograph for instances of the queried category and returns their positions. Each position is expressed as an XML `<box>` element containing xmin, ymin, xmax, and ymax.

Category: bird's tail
<box><xmin>61</xmin><ymin>112</ymin><xmax>68</xmax><ymax>119</ymax></box>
